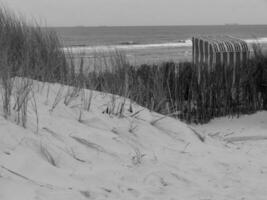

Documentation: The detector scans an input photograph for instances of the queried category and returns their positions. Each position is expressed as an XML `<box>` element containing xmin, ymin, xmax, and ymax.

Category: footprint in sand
<box><xmin>127</xmin><ymin>188</ymin><xmax>140</xmax><ymax>198</ymax></box>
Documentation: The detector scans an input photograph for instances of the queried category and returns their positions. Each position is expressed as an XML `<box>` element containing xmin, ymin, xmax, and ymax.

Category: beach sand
<box><xmin>1</xmin><ymin>78</ymin><xmax>267</xmax><ymax>200</ymax></box>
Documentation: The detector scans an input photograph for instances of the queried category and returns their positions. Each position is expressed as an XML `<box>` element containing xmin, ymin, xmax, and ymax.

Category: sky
<box><xmin>2</xmin><ymin>0</ymin><xmax>267</xmax><ymax>26</ymax></box>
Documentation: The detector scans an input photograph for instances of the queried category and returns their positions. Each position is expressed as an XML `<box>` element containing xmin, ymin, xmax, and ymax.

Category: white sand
<box><xmin>0</xmin><ymin>79</ymin><xmax>267</xmax><ymax>200</ymax></box>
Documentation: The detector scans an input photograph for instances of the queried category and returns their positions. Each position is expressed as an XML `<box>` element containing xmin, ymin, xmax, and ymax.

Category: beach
<box><xmin>0</xmin><ymin>4</ymin><xmax>267</xmax><ymax>200</ymax></box>
<box><xmin>64</xmin><ymin>38</ymin><xmax>267</xmax><ymax>66</ymax></box>
<box><xmin>55</xmin><ymin>25</ymin><xmax>267</xmax><ymax>65</ymax></box>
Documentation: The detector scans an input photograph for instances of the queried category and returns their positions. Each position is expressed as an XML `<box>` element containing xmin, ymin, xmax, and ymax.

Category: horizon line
<box><xmin>45</xmin><ymin>24</ymin><xmax>267</xmax><ymax>28</ymax></box>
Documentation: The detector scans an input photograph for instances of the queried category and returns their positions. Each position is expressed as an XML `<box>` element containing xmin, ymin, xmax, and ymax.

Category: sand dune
<box><xmin>0</xmin><ymin>79</ymin><xmax>267</xmax><ymax>200</ymax></box>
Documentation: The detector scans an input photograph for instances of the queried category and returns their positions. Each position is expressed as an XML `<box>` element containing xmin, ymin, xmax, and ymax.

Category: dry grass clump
<box><xmin>13</xmin><ymin>78</ymin><xmax>33</xmax><ymax>127</ymax></box>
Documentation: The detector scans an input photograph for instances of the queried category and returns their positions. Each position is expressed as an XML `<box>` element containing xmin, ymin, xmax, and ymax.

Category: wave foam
<box><xmin>245</xmin><ymin>37</ymin><xmax>267</xmax><ymax>44</ymax></box>
<box><xmin>63</xmin><ymin>40</ymin><xmax>192</xmax><ymax>53</ymax></box>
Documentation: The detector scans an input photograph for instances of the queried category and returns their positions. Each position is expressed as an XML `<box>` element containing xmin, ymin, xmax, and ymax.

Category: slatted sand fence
<box><xmin>176</xmin><ymin>35</ymin><xmax>263</xmax><ymax>123</ymax></box>
<box><xmin>192</xmin><ymin>35</ymin><xmax>249</xmax><ymax>82</ymax></box>
<box><xmin>192</xmin><ymin>35</ymin><xmax>249</xmax><ymax>67</ymax></box>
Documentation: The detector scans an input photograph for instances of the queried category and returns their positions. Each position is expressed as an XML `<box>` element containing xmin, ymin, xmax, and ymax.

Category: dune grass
<box><xmin>0</xmin><ymin>6</ymin><xmax>68</xmax><ymax>82</ymax></box>
<box><xmin>75</xmin><ymin>48</ymin><xmax>267</xmax><ymax>124</ymax></box>
<box><xmin>0</xmin><ymin>6</ymin><xmax>69</xmax><ymax>121</ymax></box>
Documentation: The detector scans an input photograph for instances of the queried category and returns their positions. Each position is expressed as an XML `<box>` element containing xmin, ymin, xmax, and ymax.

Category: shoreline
<box><xmin>62</xmin><ymin>37</ymin><xmax>267</xmax><ymax>65</ymax></box>
<box><xmin>62</xmin><ymin>37</ymin><xmax>267</xmax><ymax>51</ymax></box>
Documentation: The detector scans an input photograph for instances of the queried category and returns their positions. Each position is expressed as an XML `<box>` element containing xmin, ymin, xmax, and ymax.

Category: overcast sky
<box><xmin>3</xmin><ymin>0</ymin><xmax>267</xmax><ymax>26</ymax></box>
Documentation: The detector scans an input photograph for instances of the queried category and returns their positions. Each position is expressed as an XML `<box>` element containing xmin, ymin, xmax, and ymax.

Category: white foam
<box><xmin>245</xmin><ymin>37</ymin><xmax>267</xmax><ymax>44</ymax></box>
<box><xmin>63</xmin><ymin>40</ymin><xmax>193</xmax><ymax>53</ymax></box>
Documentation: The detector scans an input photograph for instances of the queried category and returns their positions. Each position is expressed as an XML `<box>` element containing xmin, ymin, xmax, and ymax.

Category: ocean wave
<box><xmin>63</xmin><ymin>39</ymin><xmax>193</xmax><ymax>53</ymax></box>
<box><xmin>118</xmin><ymin>41</ymin><xmax>140</xmax><ymax>45</ymax></box>
<box><xmin>245</xmin><ymin>37</ymin><xmax>267</xmax><ymax>44</ymax></box>
<box><xmin>63</xmin><ymin>37</ymin><xmax>267</xmax><ymax>53</ymax></box>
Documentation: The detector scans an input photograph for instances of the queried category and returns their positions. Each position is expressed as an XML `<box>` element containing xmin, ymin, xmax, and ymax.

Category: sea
<box><xmin>51</xmin><ymin>25</ymin><xmax>267</xmax><ymax>65</ymax></box>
